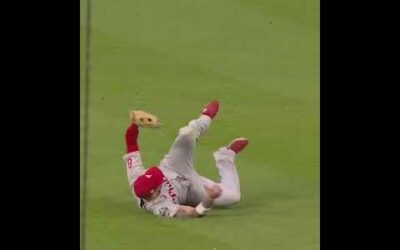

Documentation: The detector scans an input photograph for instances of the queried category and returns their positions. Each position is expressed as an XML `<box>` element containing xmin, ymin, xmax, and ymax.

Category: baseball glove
<box><xmin>129</xmin><ymin>110</ymin><xmax>161</xmax><ymax>128</ymax></box>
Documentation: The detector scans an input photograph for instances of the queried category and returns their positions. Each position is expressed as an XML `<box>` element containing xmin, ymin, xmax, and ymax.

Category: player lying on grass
<box><xmin>123</xmin><ymin>100</ymin><xmax>249</xmax><ymax>218</ymax></box>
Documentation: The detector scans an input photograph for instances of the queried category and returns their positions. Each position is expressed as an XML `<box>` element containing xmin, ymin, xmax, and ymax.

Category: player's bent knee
<box><xmin>230</xmin><ymin>193</ymin><xmax>241</xmax><ymax>204</ymax></box>
<box><xmin>225</xmin><ymin>191</ymin><xmax>241</xmax><ymax>205</ymax></box>
<box><xmin>216</xmin><ymin>192</ymin><xmax>240</xmax><ymax>207</ymax></box>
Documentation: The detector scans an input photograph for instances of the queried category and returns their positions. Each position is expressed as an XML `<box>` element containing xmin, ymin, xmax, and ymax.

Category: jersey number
<box><xmin>127</xmin><ymin>158</ymin><xmax>133</xmax><ymax>169</ymax></box>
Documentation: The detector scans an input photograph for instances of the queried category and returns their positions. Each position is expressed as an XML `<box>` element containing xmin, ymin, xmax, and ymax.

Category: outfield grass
<box><xmin>81</xmin><ymin>0</ymin><xmax>319</xmax><ymax>249</ymax></box>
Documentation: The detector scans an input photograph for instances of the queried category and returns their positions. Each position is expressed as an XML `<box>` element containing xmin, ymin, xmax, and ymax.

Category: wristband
<box><xmin>195</xmin><ymin>202</ymin><xmax>211</xmax><ymax>215</ymax></box>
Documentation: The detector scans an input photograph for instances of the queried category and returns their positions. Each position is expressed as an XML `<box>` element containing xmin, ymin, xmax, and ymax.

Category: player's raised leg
<box><xmin>212</xmin><ymin>138</ymin><xmax>249</xmax><ymax>206</ymax></box>
<box><xmin>160</xmin><ymin>100</ymin><xmax>219</xmax><ymax>177</ymax></box>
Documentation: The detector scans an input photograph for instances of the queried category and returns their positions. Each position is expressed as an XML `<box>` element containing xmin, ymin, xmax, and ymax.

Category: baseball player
<box><xmin>123</xmin><ymin>100</ymin><xmax>249</xmax><ymax>218</ymax></box>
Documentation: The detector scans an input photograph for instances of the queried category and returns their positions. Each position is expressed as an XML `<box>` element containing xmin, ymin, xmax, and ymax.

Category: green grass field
<box><xmin>80</xmin><ymin>0</ymin><xmax>319</xmax><ymax>249</ymax></box>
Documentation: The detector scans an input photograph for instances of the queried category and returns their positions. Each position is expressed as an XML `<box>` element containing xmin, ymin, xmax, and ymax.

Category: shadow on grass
<box><xmin>88</xmin><ymin>188</ymin><xmax>303</xmax><ymax>220</ymax></box>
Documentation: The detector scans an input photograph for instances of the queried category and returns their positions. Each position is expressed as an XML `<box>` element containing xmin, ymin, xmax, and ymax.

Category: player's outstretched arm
<box><xmin>126</xmin><ymin>123</ymin><xmax>140</xmax><ymax>153</ymax></box>
<box><xmin>174</xmin><ymin>205</ymin><xmax>201</xmax><ymax>218</ymax></box>
<box><xmin>174</xmin><ymin>185</ymin><xmax>222</xmax><ymax>218</ymax></box>
<box><xmin>124</xmin><ymin>123</ymin><xmax>146</xmax><ymax>185</ymax></box>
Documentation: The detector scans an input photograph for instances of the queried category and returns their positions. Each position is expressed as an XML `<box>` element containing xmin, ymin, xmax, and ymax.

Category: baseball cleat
<box><xmin>202</xmin><ymin>100</ymin><xmax>219</xmax><ymax>119</ymax></box>
<box><xmin>228</xmin><ymin>138</ymin><xmax>249</xmax><ymax>154</ymax></box>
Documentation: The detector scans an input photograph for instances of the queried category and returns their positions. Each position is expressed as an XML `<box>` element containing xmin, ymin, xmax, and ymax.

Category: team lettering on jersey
<box><xmin>163</xmin><ymin>179</ymin><xmax>177</xmax><ymax>203</ymax></box>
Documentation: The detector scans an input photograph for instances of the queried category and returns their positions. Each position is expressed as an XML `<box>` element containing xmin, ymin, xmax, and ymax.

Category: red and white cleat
<box><xmin>228</xmin><ymin>138</ymin><xmax>249</xmax><ymax>154</ymax></box>
<box><xmin>202</xmin><ymin>100</ymin><xmax>219</xmax><ymax>119</ymax></box>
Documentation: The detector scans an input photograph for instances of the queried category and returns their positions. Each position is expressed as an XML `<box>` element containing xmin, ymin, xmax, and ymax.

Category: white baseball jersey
<box><xmin>124</xmin><ymin>152</ymin><xmax>191</xmax><ymax>217</ymax></box>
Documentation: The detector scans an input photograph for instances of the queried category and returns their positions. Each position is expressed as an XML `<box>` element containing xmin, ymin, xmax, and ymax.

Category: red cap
<box><xmin>133</xmin><ymin>167</ymin><xmax>165</xmax><ymax>199</ymax></box>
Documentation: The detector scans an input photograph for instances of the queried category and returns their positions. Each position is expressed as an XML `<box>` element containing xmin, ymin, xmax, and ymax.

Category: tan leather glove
<box><xmin>129</xmin><ymin>110</ymin><xmax>161</xmax><ymax>128</ymax></box>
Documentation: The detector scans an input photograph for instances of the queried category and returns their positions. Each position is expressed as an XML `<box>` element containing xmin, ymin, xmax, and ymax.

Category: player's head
<box><xmin>133</xmin><ymin>166</ymin><xmax>165</xmax><ymax>199</ymax></box>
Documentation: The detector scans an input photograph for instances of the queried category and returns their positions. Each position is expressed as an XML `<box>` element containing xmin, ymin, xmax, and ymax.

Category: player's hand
<box><xmin>204</xmin><ymin>185</ymin><xmax>222</xmax><ymax>199</ymax></box>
